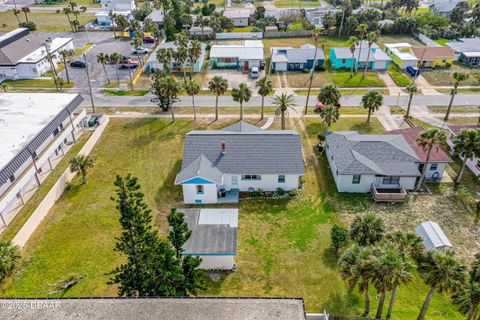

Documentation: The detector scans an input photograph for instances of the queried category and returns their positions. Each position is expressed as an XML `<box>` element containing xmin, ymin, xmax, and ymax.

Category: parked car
<box><xmin>70</xmin><ymin>60</ymin><xmax>86</xmax><ymax>68</ymax></box>
<box><xmin>132</xmin><ymin>47</ymin><xmax>149</xmax><ymax>54</ymax></box>
<box><xmin>406</xmin><ymin>66</ymin><xmax>420</xmax><ymax>77</ymax></box>
<box><xmin>143</xmin><ymin>36</ymin><xmax>155</xmax><ymax>43</ymax></box>
<box><xmin>249</xmin><ymin>67</ymin><xmax>259</xmax><ymax>79</ymax></box>
<box><xmin>120</xmin><ymin>59</ymin><xmax>139</xmax><ymax>68</ymax></box>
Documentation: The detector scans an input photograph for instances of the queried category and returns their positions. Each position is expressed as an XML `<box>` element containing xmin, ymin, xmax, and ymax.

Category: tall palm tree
<box><xmin>445</xmin><ymin>72</ymin><xmax>469</xmax><ymax>121</ymax></box>
<box><xmin>208</xmin><ymin>76</ymin><xmax>228</xmax><ymax>121</ymax></box>
<box><xmin>349</xmin><ymin>213</ymin><xmax>384</xmax><ymax>247</ymax></box>
<box><xmin>109</xmin><ymin>52</ymin><xmax>122</xmax><ymax>84</ymax></box>
<box><xmin>338</xmin><ymin>0</ymin><xmax>350</xmax><ymax>36</ymax></box>
<box><xmin>97</xmin><ymin>52</ymin><xmax>111</xmax><ymax>84</ymax></box>
<box><xmin>339</xmin><ymin>244</ymin><xmax>375</xmax><ymax>316</ymax></box>
<box><xmin>453</xmin><ymin>128</ymin><xmax>480</xmax><ymax>184</ymax></box>
<box><xmin>319</xmin><ymin>105</ymin><xmax>340</xmax><ymax>129</ymax></box>
<box><xmin>188</xmin><ymin>40</ymin><xmax>202</xmax><ymax>80</ymax></box>
<box><xmin>174</xmin><ymin>46</ymin><xmax>189</xmax><ymax>83</ymax></box>
<box><xmin>108</xmin><ymin>10</ymin><xmax>117</xmax><ymax>37</ymax></box>
<box><xmin>272</xmin><ymin>93</ymin><xmax>296</xmax><ymax>130</ymax></box>
<box><xmin>385</xmin><ymin>230</ymin><xmax>424</xmax><ymax>258</ymax></box>
<box><xmin>197</xmin><ymin>15</ymin><xmax>210</xmax><ymax>40</ymax></box>
<box><xmin>13</xmin><ymin>9</ymin><xmax>21</xmax><ymax>24</ymax></box>
<box><xmin>184</xmin><ymin>80</ymin><xmax>200</xmax><ymax>120</ymax></box>
<box><xmin>348</xmin><ymin>36</ymin><xmax>359</xmax><ymax>77</ymax></box>
<box><xmin>59</xmin><ymin>49</ymin><xmax>70</xmax><ymax>83</ymax></box>
<box><xmin>318</xmin><ymin>83</ymin><xmax>341</xmax><ymax>106</ymax></box>
<box><xmin>21</xmin><ymin>7</ymin><xmax>30</xmax><ymax>24</ymax></box>
<box><xmin>415</xmin><ymin>128</ymin><xmax>448</xmax><ymax>190</ymax></box>
<box><xmin>405</xmin><ymin>83</ymin><xmax>419</xmax><ymax>118</ymax></box>
<box><xmin>362</xmin><ymin>90</ymin><xmax>383</xmax><ymax>122</ymax></box>
<box><xmin>417</xmin><ymin>250</ymin><xmax>467</xmax><ymax>320</ymax></box>
<box><xmin>159</xmin><ymin>76</ymin><xmax>181</xmax><ymax>121</ymax></box>
<box><xmin>0</xmin><ymin>241</ymin><xmax>21</xmax><ymax>285</ymax></box>
<box><xmin>355</xmin><ymin>23</ymin><xmax>368</xmax><ymax>73</ymax></box>
<box><xmin>156</xmin><ymin>47</ymin><xmax>174</xmax><ymax>74</ymax></box>
<box><xmin>453</xmin><ymin>254</ymin><xmax>480</xmax><ymax>320</ymax></box>
<box><xmin>304</xmin><ymin>29</ymin><xmax>322</xmax><ymax>115</ymax></box>
<box><xmin>363</xmin><ymin>32</ymin><xmax>377</xmax><ymax>77</ymax></box>
<box><xmin>69</xmin><ymin>155</ymin><xmax>94</xmax><ymax>184</ymax></box>
<box><xmin>232</xmin><ymin>83</ymin><xmax>252</xmax><ymax>121</ymax></box>
<box><xmin>256</xmin><ymin>76</ymin><xmax>273</xmax><ymax>120</ymax></box>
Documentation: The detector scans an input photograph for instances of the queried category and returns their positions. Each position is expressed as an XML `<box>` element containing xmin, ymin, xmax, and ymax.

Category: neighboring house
<box><xmin>411</xmin><ymin>46</ymin><xmax>454</xmax><ymax>68</ymax></box>
<box><xmin>223</xmin><ymin>9</ymin><xmax>251</xmax><ymax>27</ymax></box>
<box><xmin>446</xmin><ymin>124</ymin><xmax>480</xmax><ymax>177</ymax></box>
<box><xmin>387</xmin><ymin>127</ymin><xmax>452</xmax><ymax>181</ymax></box>
<box><xmin>270</xmin><ymin>44</ymin><xmax>325</xmax><ymax>72</ymax></box>
<box><xmin>330</xmin><ymin>41</ymin><xmax>391</xmax><ymax>70</ymax></box>
<box><xmin>145</xmin><ymin>41</ymin><xmax>206</xmax><ymax>73</ymax></box>
<box><xmin>0</xmin><ymin>28</ymin><xmax>74</xmax><ymax>81</ymax></box>
<box><xmin>384</xmin><ymin>43</ymin><xmax>418</xmax><ymax>70</ymax></box>
<box><xmin>0</xmin><ymin>93</ymin><xmax>86</xmax><ymax>228</ymax></box>
<box><xmin>179</xmin><ymin>208</ymin><xmax>238</xmax><ymax>270</ymax></box>
<box><xmin>416</xmin><ymin>221</ymin><xmax>453</xmax><ymax>251</ymax></box>
<box><xmin>95</xmin><ymin>0</ymin><xmax>136</xmax><ymax>26</ymax></box>
<box><xmin>305</xmin><ymin>7</ymin><xmax>341</xmax><ymax>27</ymax></box>
<box><xmin>210</xmin><ymin>40</ymin><xmax>265</xmax><ymax>71</ymax></box>
<box><xmin>325</xmin><ymin>131</ymin><xmax>421</xmax><ymax>201</ymax></box>
<box><xmin>175</xmin><ymin>121</ymin><xmax>304</xmax><ymax>204</ymax></box>
<box><xmin>446</xmin><ymin>37</ymin><xmax>480</xmax><ymax>65</ymax></box>
<box><xmin>188</xmin><ymin>26</ymin><xmax>215</xmax><ymax>39</ymax></box>
<box><xmin>429</xmin><ymin>0</ymin><xmax>465</xmax><ymax>17</ymax></box>
<box><xmin>146</xmin><ymin>9</ymin><xmax>165</xmax><ymax>27</ymax></box>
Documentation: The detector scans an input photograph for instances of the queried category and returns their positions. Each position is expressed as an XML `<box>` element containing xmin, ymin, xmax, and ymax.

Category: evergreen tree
<box><xmin>167</xmin><ymin>209</ymin><xmax>192</xmax><ymax>258</ymax></box>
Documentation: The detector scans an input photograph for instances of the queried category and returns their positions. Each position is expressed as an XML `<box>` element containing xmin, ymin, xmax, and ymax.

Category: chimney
<box><xmin>220</xmin><ymin>142</ymin><xmax>226</xmax><ymax>155</ymax></box>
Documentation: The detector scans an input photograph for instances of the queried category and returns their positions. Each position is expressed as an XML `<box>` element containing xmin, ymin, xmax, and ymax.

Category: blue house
<box><xmin>270</xmin><ymin>44</ymin><xmax>325</xmax><ymax>72</ymax></box>
<box><xmin>330</xmin><ymin>41</ymin><xmax>391</xmax><ymax>71</ymax></box>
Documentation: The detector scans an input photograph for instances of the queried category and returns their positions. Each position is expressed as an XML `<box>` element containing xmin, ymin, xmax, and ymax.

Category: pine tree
<box><xmin>167</xmin><ymin>209</ymin><xmax>192</xmax><ymax>258</ymax></box>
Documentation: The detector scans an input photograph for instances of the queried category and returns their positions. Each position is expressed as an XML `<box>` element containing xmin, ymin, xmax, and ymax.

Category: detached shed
<box><xmin>416</xmin><ymin>221</ymin><xmax>453</xmax><ymax>251</ymax></box>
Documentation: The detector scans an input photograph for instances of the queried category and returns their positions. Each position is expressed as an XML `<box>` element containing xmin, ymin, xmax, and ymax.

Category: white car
<box><xmin>249</xmin><ymin>67</ymin><xmax>260</xmax><ymax>79</ymax></box>
<box><xmin>132</xmin><ymin>47</ymin><xmax>149</xmax><ymax>54</ymax></box>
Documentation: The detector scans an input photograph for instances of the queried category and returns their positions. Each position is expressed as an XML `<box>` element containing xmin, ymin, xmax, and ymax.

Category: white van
<box><xmin>249</xmin><ymin>67</ymin><xmax>260</xmax><ymax>79</ymax></box>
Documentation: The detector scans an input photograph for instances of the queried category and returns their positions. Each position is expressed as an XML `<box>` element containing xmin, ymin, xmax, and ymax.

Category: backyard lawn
<box><xmin>274</xmin><ymin>0</ymin><xmax>319</xmax><ymax>7</ymax></box>
<box><xmin>0</xmin><ymin>10</ymin><xmax>95</xmax><ymax>33</ymax></box>
<box><xmin>281</xmin><ymin>72</ymin><xmax>386</xmax><ymax>88</ymax></box>
<box><xmin>421</xmin><ymin>63</ymin><xmax>480</xmax><ymax>86</ymax></box>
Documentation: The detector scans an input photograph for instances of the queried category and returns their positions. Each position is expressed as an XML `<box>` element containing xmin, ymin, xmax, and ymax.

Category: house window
<box><xmin>383</xmin><ymin>176</ymin><xmax>400</xmax><ymax>185</ymax></box>
<box><xmin>352</xmin><ymin>175</ymin><xmax>361</xmax><ymax>184</ymax></box>
<box><xmin>342</xmin><ymin>59</ymin><xmax>346</xmax><ymax>64</ymax></box>
<box><xmin>242</xmin><ymin>175</ymin><xmax>261</xmax><ymax>180</ymax></box>
<box><xmin>196</xmin><ymin>185</ymin><xmax>204</xmax><ymax>194</ymax></box>
<box><xmin>53</xmin><ymin>128</ymin><xmax>59</xmax><ymax>137</ymax></box>
<box><xmin>278</xmin><ymin>175</ymin><xmax>285</xmax><ymax>183</ymax></box>
<box><xmin>430</xmin><ymin>164</ymin><xmax>438</xmax><ymax>171</ymax></box>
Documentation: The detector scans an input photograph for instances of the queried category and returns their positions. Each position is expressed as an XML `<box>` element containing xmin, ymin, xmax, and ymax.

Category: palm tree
<box><xmin>21</xmin><ymin>7</ymin><xmax>30</xmax><ymax>24</ymax></box>
<box><xmin>348</xmin><ymin>36</ymin><xmax>359</xmax><ymax>77</ymax></box>
<box><xmin>256</xmin><ymin>76</ymin><xmax>273</xmax><ymax>120</ymax></box>
<box><xmin>318</xmin><ymin>83</ymin><xmax>341</xmax><ymax>106</ymax></box>
<box><xmin>453</xmin><ymin>128</ymin><xmax>480</xmax><ymax>184</ymax></box>
<box><xmin>319</xmin><ymin>105</ymin><xmax>340</xmax><ymax>129</ymax></box>
<box><xmin>0</xmin><ymin>241</ymin><xmax>20</xmax><ymax>285</ymax></box>
<box><xmin>339</xmin><ymin>244</ymin><xmax>375</xmax><ymax>316</ymax></box>
<box><xmin>13</xmin><ymin>9</ymin><xmax>21</xmax><ymax>24</ymax></box>
<box><xmin>69</xmin><ymin>155</ymin><xmax>94</xmax><ymax>184</ymax></box>
<box><xmin>304</xmin><ymin>29</ymin><xmax>322</xmax><ymax>115</ymax></box>
<box><xmin>174</xmin><ymin>46</ymin><xmax>188</xmax><ymax>83</ymax></box>
<box><xmin>108</xmin><ymin>10</ymin><xmax>117</xmax><ymax>37</ymax></box>
<box><xmin>156</xmin><ymin>47</ymin><xmax>174</xmax><ymax>73</ymax></box>
<box><xmin>417</xmin><ymin>250</ymin><xmax>467</xmax><ymax>320</ymax></box>
<box><xmin>97</xmin><ymin>52</ymin><xmax>111</xmax><ymax>84</ymax></box>
<box><xmin>109</xmin><ymin>52</ymin><xmax>122</xmax><ymax>84</ymax></box>
<box><xmin>184</xmin><ymin>80</ymin><xmax>200</xmax><ymax>120</ymax></box>
<box><xmin>272</xmin><ymin>93</ymin><xmax>296</xmax><ymax>130</ymax></box>
<box><xmin>0</xmin><ymin>83</ymin><xmax>9</xmax><ymax>92</ymax></box>
<box><xmin>338</xmin><ymin>0</ymin><xmax>350</xmax><ymax>36</ymax></box>
<box><xmin>385</xmin><ymin>230</ymin><xmax>424</xmax><ymax>258</ymax></box>
<box><xmin>230</xmin><ymin>83</ymin><xmax>251</xmax><ymax>121</ymax></box>
<box><xmin>188</xmin><ymin>40</ymin><xmax>202</xmax><ymax>80</ymax></box>
<box><xmin>363</xmin><ymin>32</ymin><xmax>377</xmax><ymax>77</ymax></box>
<box><xmin>59</xmin><ymin>49</ymin><xmax>70</xmax><ymax>83</ymax></box>
<box><xmin>159</xmin><ymin>76</ymin><xmax>181</xmax><ymax>121</ymax></box>
<box><xmin>405</xmin><ymin>83</ymin><xmax>420</xmax><ymax>118</ymax></box>
<box><xmin>355</xmin><ymin>23</ymin><xmax>368</xmax><ymax>73</ymax></box>
<box><xmin>453</xmin><ymin>254</ymin><xmax>480</xmax><ymax>320</ymax></box>
<box><xmin>362</xmin><ymin>90</ymin><xmax>383</xmax><ymax>122</ymax></box>
<box><xmin>208</xmin><ymin>76</ymin><xmax>228</xmax><ymax>121</ymax></box>
<box><xmin>445</xmin><ymin>72</ymin><xmax>469</xmax><ymax>121</ymax></box>
<box><xmin>349</xmin><ymin>213</ymin><xmax>384</xmax><ymax>246</ymax></box>
<box><xmin>415</xmin><ymin>128</ymin><xmax>448</xmax><ymax>190</ymax></box>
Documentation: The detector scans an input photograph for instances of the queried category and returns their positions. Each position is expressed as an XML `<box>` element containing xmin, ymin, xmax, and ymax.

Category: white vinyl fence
<box><xmin>215</xmin><ymin>32</ymin><xmax>263</xmax><ymax>39</ymax></box>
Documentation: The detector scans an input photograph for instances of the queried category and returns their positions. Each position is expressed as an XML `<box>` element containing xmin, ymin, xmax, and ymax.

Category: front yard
<box><xmin>421</xmin><ymin>63</ymin><xmax>480</xmax><ymax>86</ymax></box>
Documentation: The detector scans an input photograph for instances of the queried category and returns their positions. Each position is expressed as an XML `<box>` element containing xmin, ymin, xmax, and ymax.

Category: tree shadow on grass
<box><xmin>153</xmin><ymin>160</ymin><xmax>183</xmax><ymax>227</ymax></box>
<box><xmin>323</xmin><ymin>290</ymin><xmax>362</xmax><ymax>317</ymax></box>
<box><xmin>323</xmin><ymin>247</ymin><xmax>339</xmax><ymax>269</ymax></box>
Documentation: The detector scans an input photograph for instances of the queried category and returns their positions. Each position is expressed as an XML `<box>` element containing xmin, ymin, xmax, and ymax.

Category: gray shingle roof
<box><xmin>176</xmin><ymin>122</ymin><xmax>304</xmax><ymax>179</ymax></box>
<box><xmin>446</xmin><ymin>37</ymin><xmax>480</xmax><ymax>54</ymax></box>
<box><xmin>326</xmin><ymin>131</ymin><xmax>421</xmax><ymax>176</ymax></box>
<box><xmin>175</xmin><ymin>154</ymin><xmax>224</xmax><ymax>184</ymax></box>
<box><xmin>0</xmin><ymin>29</ymin><xmax>47</xmax><ymax>65</ymax></box>
<box><xmin>179</xmin><ymin>208</ymin><xmax>238</xmax><ymax>255</ymax></box>
<box><xmin>430</xmin><ymin>0</ymin><xmax>463</xmax><ymax>13</ymax></box>
<box><xmin>416</xmin><ymin>221</ymin><xmax>453</xmax><ymax>250</ymax></box>
<box><xmin>271</xmin><ymin>45</ymin><xmax>325</xmax><ymax>64</ymax></box>
<box><xmin>332</xmin><ymin>42</ymin><xmax>390</xmax><ymax>62</ymax></box>
<box><xmin>222</xmin><ymin>120</ymin><xmax>263</xmax><ymax>132</ymax></box>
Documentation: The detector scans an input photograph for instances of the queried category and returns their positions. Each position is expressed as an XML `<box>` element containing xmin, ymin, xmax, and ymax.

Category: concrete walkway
<box><xmin>378</xmin><ymin>72</ymin><xmax>406</xmax><ymax>96</ymax></box>
<box><xmin>415</xmin><ymin>75</ymin><xmax>442</xmax><ymax>95</ymax></box>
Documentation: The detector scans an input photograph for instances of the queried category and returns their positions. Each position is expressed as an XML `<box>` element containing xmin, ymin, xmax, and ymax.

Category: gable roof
<box><xmin>223</xmin><ymin>9</ymin><xmax>251</xmax><ymax>19</ymax></box>
<box><xmin>176</xmin><ymin>121</ymin><xmax>304</xmax><ymax>181</ymax></box>
<box><xmin>210</xmin><ymin>41</ymin><xmax>264</xmax><ymax>60</ymax></box>
<box><xmin>416</xmin><ymin>221</ymin><xmax>453</xmax><ymax>250</ymax></box>
<box><xmin>446</xmin><ymin>37</ymin><xmax>480</xmax><ymax>54</ymax></box>
<box><xmin>222</xmin><ymin>120</ymin><xmax>263</xmax><ymax>132</ymax></box>
<box><xmin>271</xmin><ymin>45</ymin><xmax>325</xmax><ymax>64</ymax></box>
<box><xmin>411</xmin><ymin>46</ymin><xmax>453</xmax><ymax>61</ymax></box>
<box><xmin>326</xmin><ymin>131</ymin><xmax>421</xmax><ymax>176</ymax></box>
<box><xmin>332</xmin><ymin>42</ymin><xmax>390</xmax><ymax>62</ymax></box>
<box><xmin>387</xmin><ymin>127</ymin><xmax>451</xmax><ymax>163</ymax></box>
<box><xmin>430</xmin><ymin>0</ymin><xmax>464</xmax><ymax>13</ymax></box>
<box><xmin>0</xmin><ymin>29</ymin><xmax>46</xmax><ymax>65</ymax></box>
<box><xmin>179</xmin><ymin>208</ymin><xmax>238</xmax><ymax>255</ymax></box>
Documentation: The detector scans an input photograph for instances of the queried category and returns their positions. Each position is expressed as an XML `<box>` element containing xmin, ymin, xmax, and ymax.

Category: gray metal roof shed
<box><xmin>416</xmin><ymin>221</ymin><xmax>453</xmax><ymax>251</ymax></box>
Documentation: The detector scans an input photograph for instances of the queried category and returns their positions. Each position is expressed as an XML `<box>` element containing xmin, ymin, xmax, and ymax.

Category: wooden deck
<box><xmin>371</xmin><ymin>184</ymin><xmax>408</xmax><ymax>203</ymax></box>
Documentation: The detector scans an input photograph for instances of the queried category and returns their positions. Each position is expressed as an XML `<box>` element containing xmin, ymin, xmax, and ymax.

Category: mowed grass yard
<box><xmin>0</xmin><ymin>10</ymin><xmax>95</xmax><ymax>32</ymax></box>
<box><xmin>421</xmin><ymin>63</ymin><xmax>480</xmax><ymax>86</ymax></box>
<box><xmin>0</xmin><ymin>117</ymin><xmax>465</xmax><ymax>319</ymax></box>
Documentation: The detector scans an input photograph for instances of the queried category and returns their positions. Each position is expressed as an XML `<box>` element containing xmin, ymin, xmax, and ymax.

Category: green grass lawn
<box><xmin>274</xmin><ymin>0</ymin><xmax>319</xmax><ymax>8</ymax></box>
<box><xmin>3</xmin><ymin>79</ymin><xmax>75</xmax><ymax>89</ymax></box>
<box><xmin>427</xmin><ymin>106</ymin><xmax>480</xmax><ymax>114</ymax></box>
<box><xmin>294</xmin><ymin>89</ymin><xmax>390</xmax><ymax>96</ymax></box>
<box><xmin>421</xmin><ymin>63</ymin><xmax>480</xmax><ymax>86</ymax></box>
<box><xmin>35</xmin><ymin>0</ymin><xmax>100</xmax><ymax>7</ymax></box>
<box><xmin>103</xmin><ymin>89</ymin><xmax>150</xmax><ymax>96</ymax></box>
<box><xmin>233</xmin><ymin>26</ymin><xmax>255</xmax><ymax>32</ymax></box>
<box><xmin>0</xmin><ymin>10</ymin><xmax>95</xmax><ymax>33</ymax></box>
<box><xmin>433</xmin><ymin>38</ymin><xmax>450</xmax><ymax>46</ymax></box>
<box><xmin>282</xmin><ymin>72</ymin><xmax>386</xmax><ymax>88</ymax></box>
<box><xmin>388</xmin><ymin>66</ymin><xmax>411</xmax><ymax>87</ymax></box>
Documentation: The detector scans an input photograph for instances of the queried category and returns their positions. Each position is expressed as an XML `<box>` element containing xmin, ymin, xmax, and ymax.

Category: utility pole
<box><xmin>83</xmin><ymin>53</ymin><xmax>96</xmax><ymax>114</ymax></box>
<box><xmin>127</xmin><ymin>65</ymin><xmax>134</xmax><ymax>91</ymax></box>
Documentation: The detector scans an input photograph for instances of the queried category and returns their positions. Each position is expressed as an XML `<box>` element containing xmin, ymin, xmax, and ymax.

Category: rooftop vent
<box><xmin>220</xmin><ymin>142</ymin><xmax>226</xmax><ymax>155</ymax></box>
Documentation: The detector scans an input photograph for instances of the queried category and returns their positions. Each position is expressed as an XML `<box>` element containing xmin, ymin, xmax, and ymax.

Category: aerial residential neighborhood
<box><xmin>0</xmin><ymin>0</ymin><xmax>480</xmax><ymax>317</ymax></box>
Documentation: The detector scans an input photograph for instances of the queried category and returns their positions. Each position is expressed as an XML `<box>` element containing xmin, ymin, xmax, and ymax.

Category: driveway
<box><xmin>205</xmin><ymin>68</ymin><xmax>264</xmax><ymax>90</ymax></box>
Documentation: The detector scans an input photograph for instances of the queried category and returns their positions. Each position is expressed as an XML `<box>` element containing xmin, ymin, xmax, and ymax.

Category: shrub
<box><xmin>251</xmin><ymin>26</ymin><xmax>262</xmax><ymax>32</ymax></box>
<box><xmin>288</xmin><ymin>189</ymin><xmax>298</xmax><ymax>197</ymax></box>
<box><xmin>275</xmin><ymin>187</ymin><xmax>286</xmax><ymax>196</ymax></box>
<box><xmin>19</xmin><ymin>21</ymin><xmax>37</xmax><ymax>31</ymax></box>
<box><xmin>445</xmin><ymin>62</ymin><xmax>452</xmax><ymax>67</ymax></box>
<box><xmin>0</xmin><ymin>241</ymin><xmax>21</xmax><ymax>285</ymax></box>
<box><xmin>302</xmin><ymin>68</ymin><xmax>309</xmax><ymax>73</ymax></box>
<box><xmin>317</xmin><ymin>132</ymin><xmax>326</xmax><ymax>142</ymax></box>
<box><xmin>331</xmin><ymin>225</ymin><xmax>348</xmax><ymax>253</ymax></box>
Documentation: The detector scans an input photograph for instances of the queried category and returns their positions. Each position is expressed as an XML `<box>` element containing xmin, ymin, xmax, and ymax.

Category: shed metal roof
<box><xmin>416</xmin><ymin>221</ymin><xmax>453</xmax><ymax>250</ymax></box>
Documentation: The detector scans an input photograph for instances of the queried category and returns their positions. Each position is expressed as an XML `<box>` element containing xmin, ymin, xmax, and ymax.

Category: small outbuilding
<box><xmin>179</xmin><ymin>208</ymin><xmax>238</xmax><ymax>270</ymax></box>
<box><xmin>416</xmin><ymin>221</ymin><xmax>453</xmax><ymax>251</ymax></box>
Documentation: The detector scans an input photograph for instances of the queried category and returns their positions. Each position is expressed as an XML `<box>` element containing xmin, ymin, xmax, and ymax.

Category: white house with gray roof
<box><xmin>270</xmin><ymin>44</ymin><xmax>325</xmax><ymax>72</ymax></box>
<box><xmin>175</xmin><ymin>121</ymin><xmax>304</xmax><ymax>204</ymax></box>
<box><xmin>325</xmin><ymin>131</ymin><xmax>421</xmax><ymax>194</ymax></box>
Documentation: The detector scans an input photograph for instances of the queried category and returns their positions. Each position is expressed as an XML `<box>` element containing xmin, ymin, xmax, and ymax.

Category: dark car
<box><xmin>70</xmin><ymin>60</ymin><xmax>86</xmax><ymax>68</ymax></box>
<box><xmin>143</xmin><ymin>36</ymin><xmax>155</xmax><ymax>43</ymax></box>
<box><xmin>406</xmin><ymin>66</ymin><xmax>420</xmax><ymax>77</ymax></box>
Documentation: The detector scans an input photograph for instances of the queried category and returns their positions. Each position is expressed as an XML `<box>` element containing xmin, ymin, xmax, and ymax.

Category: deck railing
<box><xmin>371</xmin><ymin>184</ymin><xmax>408</xmax><ymax>203</ymax></box>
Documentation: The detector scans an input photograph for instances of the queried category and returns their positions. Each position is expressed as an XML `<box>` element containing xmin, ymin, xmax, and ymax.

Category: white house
<box><xmin>210</xmin><ymin>40</ymin><xmax>264</xmax><ymax>71</ymax></box>
<box><xmin>305</xmin><ymin>7</ymin><xmax>341</xmax><ymax>28</ymax></box>
<box><xmin>416</xmin><ymin>221</ymin><xmax>453</xmax><ymax>251</ymax></box>
<box><xmin>0</xmin><ymin>29</ymin><xmax>74</xmax><ymax>81</ymax></box>
<box><xmin>223</xmin><ymin>9</ymin><xmax>251</xmax><ymax>27</ymax></box>
<box><xmin>145</xmin><ymin>41</ymin><xmax>207</xmax><ymax>73</ymax></box>
<box><xmin>179</xmin><ymin>208</ymin><xmax>238</xmax><ymax>270</ymax></box>
<box><xmin>95</xmin><ymin>0</ymin><xmax>136</xmax><ymax>26</ymax></box>
<box><xmin>447</xmin><ymin>125</ymin><xmax>480</xmax><ymax>177</ymax></box>
<box><xmin>325</xmin><ymin>131</ymin><xmax>421</xmax><ymax>199</ymax></box>
<box><xmin>175</xmin><ymin>121</ymin><xmax>304</xmax><ymax>204</ymax></box>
